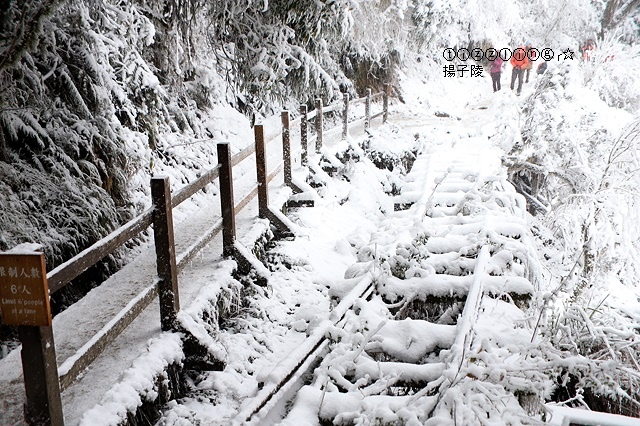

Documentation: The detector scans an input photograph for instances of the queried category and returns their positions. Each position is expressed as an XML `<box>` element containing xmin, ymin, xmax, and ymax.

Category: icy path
<box><xmin>273</xmin><ymin>104</ymin><xmax>541</xmax><ymax>425</ymax></box>
<box><xmin>153</xmin><ymin>80</ymin><xmax>549</xmax><ymax>425</ymax></box>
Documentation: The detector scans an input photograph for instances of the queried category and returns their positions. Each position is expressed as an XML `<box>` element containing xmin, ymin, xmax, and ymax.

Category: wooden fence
<box><xmin>4</xmin><ymin>85</ymin><xmax>392</xmax><ymax>425</ymax></box>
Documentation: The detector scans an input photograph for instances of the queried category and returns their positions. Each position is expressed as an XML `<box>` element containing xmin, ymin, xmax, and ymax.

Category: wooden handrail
<box><xmin>321</xmin><ymin>102</ymin><xmax>342</xmax><ymax>114</ymax></box>
<box><xmin>172</xmin><ymin>164</ymin><xmax>221</xmax><ymax>207</ymax></box>
<box><xmin>232</xmin><ymin>143</ymin><xmax>256</xmax><ymax>167</ymax></box>
<box><xmin>19</xmin><ymin>86</ymin><xmax>393</xmax><ymax>424</ymax></box>
<box><xmin>48</xmin><ymin>142</ymin><xmax>255</xmax><ymax>295</ymax></box>
<box><xmin>47</xmin><ymin>210</ymin><xmax>154</xmax><ymax>294</ymax></box>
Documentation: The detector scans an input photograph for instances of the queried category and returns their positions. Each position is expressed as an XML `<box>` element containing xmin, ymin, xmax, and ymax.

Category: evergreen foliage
<box><xmin>0</xmin><ymin>0</ymin><xmax>409</xmax><ymax>315</ymax></box>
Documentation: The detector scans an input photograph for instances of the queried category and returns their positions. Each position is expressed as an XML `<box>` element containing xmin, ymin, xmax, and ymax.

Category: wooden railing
<box><xmin>4</xmin><ymin>85</ymin><xmax>393</xmax><ymax>425</ymax></box>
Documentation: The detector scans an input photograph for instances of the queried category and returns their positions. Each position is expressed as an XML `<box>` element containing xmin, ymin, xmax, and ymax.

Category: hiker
<box><xmin>581</xmin><ymin>39</ymin><xmax>594</xmax><ymax>61</ymax></box>
<box><xmin>524</xmin><ymin>42</ymin><xmax>536</xmax><ymax>83</ymax></box>
<box><xmin>537</xmin><ymin>61</ymin><xmax>547</xmax><ymax>75</ymax></box>
<box><xmin>489</xmin><ymin>53</ymin><xmax>504</xmax><ymax>92</ymax></box>
<box><xmin>510</xmin><ymin>45</ymin><xmax>529</xmax><ymax>95</ymax></box>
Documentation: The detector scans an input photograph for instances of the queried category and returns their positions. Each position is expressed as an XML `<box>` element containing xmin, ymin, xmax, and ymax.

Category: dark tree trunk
<box><xmin>0</xmin><ymin>98</ymin><xmax>7</xmax><ymax>163</ymax></box>
<box><xmin>600</xmin><ymin>0</ymin><xmax>620</xmax><ymax>39</ymax></box>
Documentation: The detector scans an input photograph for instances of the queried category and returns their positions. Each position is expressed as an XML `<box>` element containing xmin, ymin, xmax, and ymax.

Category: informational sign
<box><xmin>0</xmin><ymin>253</ymin><xmax>52</xmax><ymax>326</ymax></box>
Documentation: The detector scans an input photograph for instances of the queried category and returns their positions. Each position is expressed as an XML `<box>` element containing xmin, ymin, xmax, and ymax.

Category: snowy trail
<box><xmin>0</xmin><ymin>113</ymin><xmax>299</xmax><ymax>426</ymax></box>
<box><xmin>5</xmin><ymin>71</ymin><xmax>637</xmax><ymax>424</ymax></box>
<box><xmin>151</xmin><ymin>88</ymin><xmax>551</xmax><ymax>425</ymax></box>
<box><xmin>0</xmin><ymin>93</ymin><xmax>387</xmax><ymax>426</ymax></box>
<box><xmin>272</xmin><ymin>106</ymin><xmax>537</xmax><ymax>425</ymax></box>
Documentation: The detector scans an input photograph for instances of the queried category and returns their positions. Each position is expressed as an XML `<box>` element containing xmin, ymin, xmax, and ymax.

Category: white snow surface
<box><xmin>3</xmin><ymin>52</ymin><xmax>640</xmax><ymax>426</ymax></box>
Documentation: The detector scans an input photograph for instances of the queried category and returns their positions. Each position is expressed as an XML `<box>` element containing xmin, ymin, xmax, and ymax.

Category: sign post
<box><xmin>0</xmin><ymin>247</ymin><xmax>64</xmax><ymax>425</ymax></box>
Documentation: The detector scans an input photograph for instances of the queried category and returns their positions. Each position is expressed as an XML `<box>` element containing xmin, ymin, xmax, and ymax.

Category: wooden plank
<box><xmin>218</xmin><ymin>142</ymin><xmax>237</xmax><ymax>258</ymax></box>
<box><xmin>267</xmin><ymin>162</ymin><xmax>284</xmax><ymax>184</ymax></box>
<box><xmin>57</xmin><ymin>283</ymin><xmax>158</xmax><ymax>391</ymax></box>
<box><xmin>321</xmin><ymin>102</ymin><xmax>342</xmax><ymax>114</ymax></box>
<box><xmin>383</xmin><ymin>84</ymin><xmax>390</xmax><ymax>123</ymax></box>
<box><xmin>172</xmin><ymin>164</ymin><xmax>221</xmax><ymax>208</ymax></box>
<box><xmin>315</xmin><ymin>99</ymin><xmax>323</xmax><ymax>153</ymax></box>
<box><xmin>350</xmin><ymin>95</ymin><xmax>368</xmax><ymax>107</ymax></box>
<box><xmin>255</xmin><ymin>125</ymin><xmax>269</xmax><ymax>219</ymax></box>
<box><xmin>151</xmin><ymin>176</ymin><xmax>180</xmax><ymax>332</ymax></box>
<box><xmin>281</xmin><ymin>111</ymin><xmax>292</xmax><ymax>188</ymax></box>
<box><xmin>371</xmin><ymin>111</ymin><xmax>384</xmax><ymax>120</ymax></box>
<box><xmin>231</xmin><ymin>143</ymin><xmax>256</xmax><ymax>168</ymax></box>
<box><xmin>289</xmin><ymin>116</ymin><xmax>302</xmax><ymax>128</ymax></box>
<box><xmin>306</xmin><ymin>109</ymin><xmax>317</xmax><ymax>121</ymax></box>
<box><xmin>176</xmin><ymin>218</ymin><xmax>224</xmax><ymax>272</ymax></box>
<box><xmin>265</xmin><ymin>133</ymin><xmax>280</xmax><ymax>146</ymax></box>
<box><xmin>365</xmin><ymin>88</ymin><xmax>372</xmax><ymax>131</ymax></box>
<box><xmin>19</xmin><ymin>325</ymin><xmax>64</xmax><ymax>426</ymax></box>
<box><xmin>300</xmin><ymin>105</ymin><xmax>308</xmax><ymax>166</ymax></box>
<box><xmin>347</xmin><ymin>116</ymin><xmax>367</xmax><ymax>133</ymax></box>
<box><xmin>342</xmin><ymin>93</ymin><xmax>349</xmax><ymax>140</ymax></box>
<box><xmin>47</xmin><ymin>209</ymin><xmax>153</xmax><ymax>294</ymax></box>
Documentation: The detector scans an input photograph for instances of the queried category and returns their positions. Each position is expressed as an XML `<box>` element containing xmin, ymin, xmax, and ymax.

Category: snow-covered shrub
<box><xmin>0</xmin><ymin>2</ymin><xmax>144</xmax><ymax>265</ymax></box>
<box><xmin>583</xmin><ymin>34</ymin><xmax>640</xmax><ymax>113</ymax></box>
<box><xmin>508</xmin><ymin>51</ymin><xmax>640</xmax><ymax>412</ymax></box>
<box><xmin>0</xmin><ymin>0</ymin><xmax>228</xmax><ymax>268</ymax></box>
<box><xmin>412</xmin><ymin>0</ymin><xmax>521</xmax><ymax>52</ymax></box>
<box><xmin>0</xmin><ymin>0</ymin><xmax>231</xmax><ymax>316</ymax></box>
<box><xmin>205</xmin><ymin>0</ymin><xmax>409</xmax><ymax>112</ymax></box>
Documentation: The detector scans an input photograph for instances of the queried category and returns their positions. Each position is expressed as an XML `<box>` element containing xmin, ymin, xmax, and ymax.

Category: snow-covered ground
<box><xmin>3</xmin><ymin>54</ymin><xmax>640</xmax><ymax>425</ymax></box>
<box><xmin>154</xmin><ymin>59</ymin><xmax>640</xmax><ymax>425</ymax></box>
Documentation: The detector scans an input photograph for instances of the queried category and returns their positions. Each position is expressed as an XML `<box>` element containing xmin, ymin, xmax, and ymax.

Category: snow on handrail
<box><xmin>545</xmin><ymin>404</ymin><xmax>640</xmax><ymax>426</ymax></box>
<box><xmin>47</xmin><ymin>209</ymin><xmax>154</xmax><ymax>293</ymax></box>
<box><xmin>47</xmin><ymin>146</ymin><xmax>251</xmax><ymax>294</ymax></box>
<box><xmin>57</xmin><ymin>281</ymin><xmax>159</xmax><ymax>391</ymax></box>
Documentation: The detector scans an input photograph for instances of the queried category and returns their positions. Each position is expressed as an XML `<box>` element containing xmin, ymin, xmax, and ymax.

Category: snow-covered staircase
<box><xmin>280</xmin><ymin>131</ymin><xmax>540</xmax><ymax>424</ymax></box>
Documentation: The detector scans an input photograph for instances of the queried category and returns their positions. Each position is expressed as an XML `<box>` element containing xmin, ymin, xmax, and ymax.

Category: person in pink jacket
<box><xmin>490</xmin><ymin>55</ymin><xmax>504</xmax><ymax>92</ymax></box>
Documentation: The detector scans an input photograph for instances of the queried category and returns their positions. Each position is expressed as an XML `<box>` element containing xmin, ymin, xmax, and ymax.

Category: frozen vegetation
<box><xmin>1</xmin><ymin>0</ymin><xmax>640</xmax><ymax>424</ymax></box>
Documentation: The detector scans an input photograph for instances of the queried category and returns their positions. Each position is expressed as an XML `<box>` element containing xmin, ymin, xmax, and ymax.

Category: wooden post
<box><xmin>315</xmin><ymin>98</ymin><xmax>323</xmax><ymax>153</ymax></box>
<box><xmin>281</xmin><ymin>111</ymin><xmax>292</xmax><ymax>188</ymax></box>
<box><xmin>217</xmin><ymin>142</ymin><xmax>236</xmax><ymax>257</ymax></box>
<box><xmin>383</xmin><ymin>84</ymin><xmax>390</xmax><ymax>123</ymax></box>
<box><xmin>0</xmin><ymin>248</ymin><xmax>62</xmax><ymax>425</ymax></box>
<box><xmin>341</xmin><ymin>92</ymin><xmax>349</xmax><ymax>140</ymax></box>
<box><xmin>255</xmin><ymin>124</ymin><xmax>269</xmax><ymax>218</ymax></box>
<box><xmin>300</xmin><ymin>105</ymin><xmax>308</xmax><ymax>166</ymax></box>
<box><xmin>365</xmin><ymin>88</ymin><xmax>372</xmax><ymax>131</ymax></box>
<box><xmin>151</xmin><ymin>176</ymin><xmax>180</xmax><ymax>332</ymax></box>
<box><xmin>19</xmin><ymin>326</ymin><xmax>64</xmax><ymax>426</ymax></box>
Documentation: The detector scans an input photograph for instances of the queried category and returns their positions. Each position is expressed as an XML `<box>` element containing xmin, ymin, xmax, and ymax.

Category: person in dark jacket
<box><xmin>510</xmin><ymin>46</ymin><xmax>529</xmax><ymax>96</ymax></box>
<box><xmin>489</xmin><ymin>54</ymin><xmax>504</xmax><ymax>92</ymax></box>
<box><xmin>524</xmin><ymin>42</ymin><xmax>536</xmax><ymax>83</ymax></box>
<box><xmin>537</xmin><ymin>61</ymin><xmax>547</xmax><ymax>75</ymax></box>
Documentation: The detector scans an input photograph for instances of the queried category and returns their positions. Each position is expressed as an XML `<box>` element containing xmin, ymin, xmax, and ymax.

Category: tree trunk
<box><xmin>614</xmin><ymin>0</ymin><xmax>640</xmax><ymax>28</ymax></box>
<box><xmin>0</xmin><ymin>98</ymin><xmax>7</xmax><ymax>163</ymax></box>
<box><xmin>600</xmin><ymin>0</ymin><xmax>620</xmax><ymax>39</ymax></box>
<box><xmin>0</xmin><ymin>124</ymin><xmax>7</xmax><ymax>163</ymax></box>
